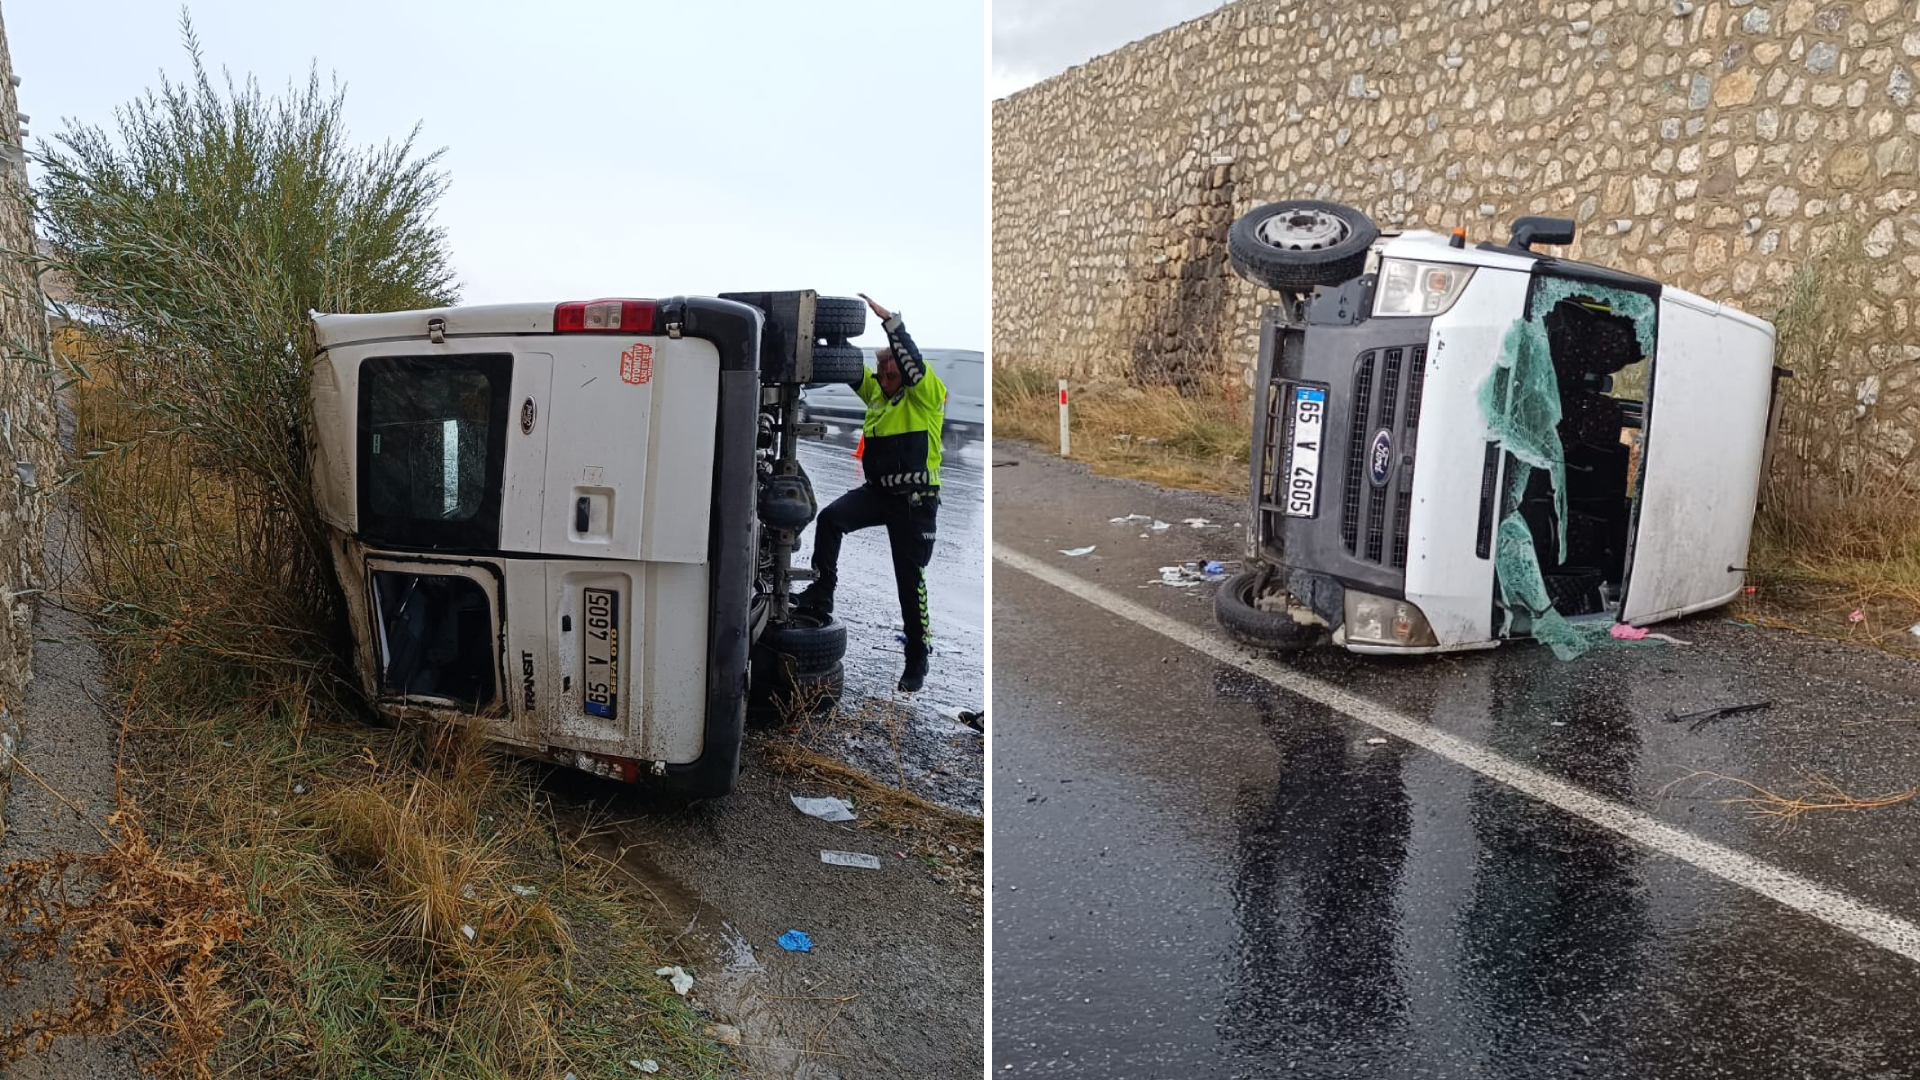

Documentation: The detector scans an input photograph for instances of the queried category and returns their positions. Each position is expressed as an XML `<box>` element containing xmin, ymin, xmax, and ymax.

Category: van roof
<box><xmin>311</xmin><ymin>303</ymin><xmax>560</xmax><ymax>349</ymax></box>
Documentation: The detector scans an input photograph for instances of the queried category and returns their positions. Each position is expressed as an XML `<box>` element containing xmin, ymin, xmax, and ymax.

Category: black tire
<box><xmin>758</xmin><ymin>610</ymin><xmax>847</xmax><ymax>672</ymax></box>
<box><xmin>1227</xmin><ymin>200</ymin><xmax>1379</xmax><ymax>291</ymax></box>
<box><xmin>809</xmin><ymin>343</ymin><xmax>866</xmax><ymax>385</ymax></box>
<box><xmin>749</xmin><ymin>659</ymin><xmax>844</xmax><ymax>724</ymax></box>
<box><xmin>814</xmin><ymin>296</ymin><xmax>867</xmax><ymax>339</ymax></box>
<box><xmin>1214</xmin><ymin>569</ymin><xmax>1323</xmax><ymax>651</ymax></box>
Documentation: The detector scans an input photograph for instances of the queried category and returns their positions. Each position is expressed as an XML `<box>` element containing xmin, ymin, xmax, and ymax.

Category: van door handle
<box><xmin>575</xmin><ymin>496</ymin><xmax>591</xmax><ymax>533</ymax></box>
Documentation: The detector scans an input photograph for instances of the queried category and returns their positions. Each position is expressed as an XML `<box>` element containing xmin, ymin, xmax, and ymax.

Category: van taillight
<box><xmin>554</xmin><ymin>299</ymin><xmax>657</xmax><ymax>333</ymax></box>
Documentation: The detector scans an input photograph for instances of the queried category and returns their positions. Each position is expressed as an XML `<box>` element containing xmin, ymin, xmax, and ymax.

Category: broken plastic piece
<box><xmin>1059</xmin><ymin>546</ymin><xmax>1097</xmax><ymax>557</ymax></box>
<box><xmin>1609</xmin><ymin>624</ymin><xmax>1650</xmax><ymax>640</ymax></box>
<box><xmin>791</xmin><ymin>794</ymin><xmax>857</xmax><ymax>822</ymax></box>
<box><xmin>820</xmin><ymin>850</ymin><xmax>882</xmax><ymax>869</ymax></box>
<box><xmin>777</xmin><ymin>929</ymin><xmax>814</xmax><ymax>953</ymax></box>
<box><xmin>1109</xmin><ymin>514</ymin><xmax>1152</xmax><ymax>524</ymax></box>
<box><xmin>633</xmin><ymin>1061</ymin><xmax>659</xmax><ymax>1074</ymax></box>
<box><xmin>655</xmin><ymin>965</ymin><xmax>695</xmax><ymax>995</ymax></box>
<box><xmin>1665</xmin><ymin>700</ymin><xmax>1772</xmax><ymax>732</ymax></box>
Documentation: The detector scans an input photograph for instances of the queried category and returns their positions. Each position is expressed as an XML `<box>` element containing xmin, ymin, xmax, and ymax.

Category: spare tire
<box><xmin>758</xmin><ymin>610</ymin><xmax>847</xmax><ymax>673</ymax></box>
<box><xmin>809</xmin><ymin>342</ymin><xmax>866</xmax><ymax>386</ymax></box>
<box><xmin>814</xmin><ymin>296</ymin><xmax>867</xmax><ymax>339</ymax></box>
<box><xmin>1228</xmin><ymin>200</ymin><xmax>1378</xmax><ymax>291</ymax></box>
<box><xmin>1214</xmin><ymin>569</ymin><xmax>1324</xmax><ymax>652</ymax></box>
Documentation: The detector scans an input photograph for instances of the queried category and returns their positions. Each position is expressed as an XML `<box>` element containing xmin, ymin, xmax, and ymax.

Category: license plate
<box><xmin>1284</xmin><ymin>386</ymin><xmax>1327</xmax><ymax>518</ymax></box>
<box><xmin>582</xmin><ymin>588</ymin><xmax>620</xmax><ymax>718</ymax></box>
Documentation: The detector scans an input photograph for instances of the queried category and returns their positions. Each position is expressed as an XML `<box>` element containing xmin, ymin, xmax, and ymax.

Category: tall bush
<box><xmin>31</xmin><ymin>13</ymin><xmax>457</xmax><ymax>700</ymax></box>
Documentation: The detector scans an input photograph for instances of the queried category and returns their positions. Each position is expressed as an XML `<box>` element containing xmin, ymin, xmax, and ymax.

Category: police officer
<box><xmin>794</xmin><ymin>293</ymin><xmax>944</xmax><ymax>692</ymax></box>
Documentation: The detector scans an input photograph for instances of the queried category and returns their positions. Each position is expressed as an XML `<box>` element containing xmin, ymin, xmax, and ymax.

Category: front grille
<box><xmin>1341</xmin><ymin>353</ymin><xmax>1375</xmax><ymax>552</ymax></box>
<box><xmin>1343</xmin><ymin>344</ymin><xmax>1428</xmax><ymax>568</ymax></box>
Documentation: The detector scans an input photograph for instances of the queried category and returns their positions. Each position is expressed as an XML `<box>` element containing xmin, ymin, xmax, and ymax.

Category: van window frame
<box><xmin>356</xmin><ymin>353</ymin><xmax>514</xmax><ymax>550</ymax></box>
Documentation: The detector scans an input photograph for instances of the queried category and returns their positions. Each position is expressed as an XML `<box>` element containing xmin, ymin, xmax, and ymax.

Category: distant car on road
<box><xmin>801</xmin><ymin>347</ymin><xmax>984</xmax><ymax>443</ymax></box>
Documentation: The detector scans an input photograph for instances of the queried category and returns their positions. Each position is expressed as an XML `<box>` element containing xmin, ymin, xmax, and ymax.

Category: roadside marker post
<box><xmin>1058</xmin><ymin>380</ymin><xmax>1070</xmax><ymax>457</ymax></box>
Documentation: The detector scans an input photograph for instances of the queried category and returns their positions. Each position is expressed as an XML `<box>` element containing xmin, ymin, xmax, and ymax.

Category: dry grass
<box><xmin>994</xmin><ymin>364</ymin><xmax>1250</xmax><ymax>494</ymax></box>
<box><xmin>0</xmin><ymin>758</ymin><xmax>255</xmax><ymax>1079</ymax></box>
<box><xmin>1662</xmin><ymin>770</ymin><xmax>1918</xmax><ymax>825</ymax></box>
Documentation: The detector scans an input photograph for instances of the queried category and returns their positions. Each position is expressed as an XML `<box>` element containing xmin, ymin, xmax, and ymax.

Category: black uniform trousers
<box><xmin>809</xmin><ymin>484</ymin><xmax>939</xmax><ymax>647</ymax></box>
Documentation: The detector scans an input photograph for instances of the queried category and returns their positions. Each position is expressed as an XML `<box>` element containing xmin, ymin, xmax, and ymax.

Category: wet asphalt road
<box><xmin>794</xmin><ymin>422</ymin><xmax>984</xmax><ymax>809</ymax></box>
<box><xmin>993</xmin><ymin>443</ymin><xmax>1920</xmax><ymax>1079</ymax></box>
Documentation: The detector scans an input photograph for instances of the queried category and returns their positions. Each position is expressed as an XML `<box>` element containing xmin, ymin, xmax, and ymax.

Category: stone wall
<box><xmin>0</xmin><ymin>1</ymin><xmax>57</xmax><ymax>826</ymax></box>
<box><xmin>992</xmin><ymin>0</ymin><xmax>1920</xmax><ymax>465</ymax></box>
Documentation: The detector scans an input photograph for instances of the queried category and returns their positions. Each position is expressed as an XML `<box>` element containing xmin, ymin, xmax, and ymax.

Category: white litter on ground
<box><xmin>790</xmin><ymin>794</ymin><xmax>857</xmax><ymax>822</ymax></box>
<box><xmin>1059</xmin><ymin>546</ymin><xmax>1097</xmax><ymax>557</ymax></box>
<box><xmin>1110</xmin><ymin>514</ymin><xmax>1152</xmax><ymax>524</ymax></box>
<box><xmin>655</xmin><ymin>965</ymin><xmax>695</xmax><ymax>996</ymax></box>
<box><xmin>821</xmin><ymin>850</ymin><xmax>883</xmax><ymax>870</ymax></box>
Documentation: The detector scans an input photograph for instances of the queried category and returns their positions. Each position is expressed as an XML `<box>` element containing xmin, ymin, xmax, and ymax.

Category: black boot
<box><xmin>898</xmin><ymin>640</ymin><xmax>929</xmax><ymax>693</ymax></box>
<box><xmin>793</xmin><ymin>575</ymin><xmax>835</xmax><ymax>614</ymax></box>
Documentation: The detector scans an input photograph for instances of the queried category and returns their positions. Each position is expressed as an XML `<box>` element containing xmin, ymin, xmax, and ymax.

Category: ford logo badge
<box><xmin>1369</xmin><ymin>429</ymin><xmax>1393</xmax><ymax>487</ymax></box>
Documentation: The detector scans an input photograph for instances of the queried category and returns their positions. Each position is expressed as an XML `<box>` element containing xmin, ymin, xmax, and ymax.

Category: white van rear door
<box><xmin>539</xmin><ymin>336</ymin><xmax>720</xmax><ymax>563</ymax></box>
<box><xmin>1619</xmin><ymin>292</ymin><xmax>1775</xmax><ymax>624</ymax></box>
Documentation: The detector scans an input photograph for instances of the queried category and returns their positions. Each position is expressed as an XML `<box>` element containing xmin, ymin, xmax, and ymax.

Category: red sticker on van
<box><xmin>620</xmin><ymin>343</ymin><xmax>653</xmax><ymax>385</ymax></box>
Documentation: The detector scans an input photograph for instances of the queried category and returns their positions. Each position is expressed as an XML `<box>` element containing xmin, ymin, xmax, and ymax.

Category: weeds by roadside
<box><xmin>994</xmin><ymin>364</ymin><xmax>1249</xmax><ymax>494</ymax></box>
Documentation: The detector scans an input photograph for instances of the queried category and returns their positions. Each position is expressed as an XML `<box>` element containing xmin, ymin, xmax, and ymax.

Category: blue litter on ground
<box><xmin>778</xmin><ymin>929</ymin><xmax>814</xmax><ymax>953</ymax></box>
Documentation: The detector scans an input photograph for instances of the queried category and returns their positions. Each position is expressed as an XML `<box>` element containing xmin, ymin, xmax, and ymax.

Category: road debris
<box><xmin>655</xmin><ymin>965</ymin><xmax>695</xmax><ymax>995</ymax></box>
<box><xmin>1664</xmin><ymin>701</ymin><xmax>1772</xmax><ymax>732</ymax></box>
<box><xmin>1059</xmin><ymin>546</ymin><xmax>1097</xmax><ymax>557</ymax></box>
<box><xmin>1184</xmin><ymin>518</ymin><xmax>1218</xmax><ymax>529</ymax></box>
<box><xmin>1109</xmin><ymin>514</ymin><xmax>1152</xmax><ymax>524</ymax></box>
<box><xmin>1610</xmin><ymin>624</ymin><xmax>1650</xmax><ymax>640</ymax></box>
<box><xmin>821</xmin><ymin>850</ymin><xmax>882</xmax><ymax>870</ymax></box>
<box><xmin>778</xmin><ymin>929</ymin><xmax>815</xmax><ymax>953</ymax></box>
<box><xmin>1365</xmin><ymin>737</ymin><xmax>1388</xmax><ymax>746</ymax></box>
<box><xmin>704</xmin><ymin>1023</ymin><xmax>744</xmax><ymax>1047</ymax></box>
<box><xmin>1158</xmin><ymin>562</ymin><xmax>1231</xmax><ymax>587</ymax></box>
<box><xmin>1849</xmin><ymin>609</ymin><xmax>1866</xmax><ymax>624</ymax></box>
<box><xmin>1664</xmin><ymin>770</ymin><xmax>1918</xmax><ymax>822</ymax></box>
<box><xmin>790</xmin><ymin>794</ymin><xmax>858</xmax><ymax>822</ymax></box>
<box><xmin>460</xmin><ymin>924</ymin><xmax>476</xmax><ymax>941</ymax></box>
<box><xmin>631</xmin><ymin>1061</ymin><xmax>659</xmax><ymax>1073</ymax></box>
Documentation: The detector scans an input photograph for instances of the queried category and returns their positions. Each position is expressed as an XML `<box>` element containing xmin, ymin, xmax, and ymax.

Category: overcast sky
<box><xmin>10</xmin><ymin>1</ymin><xmax>986</xmax><ymax>350</ymax></box>
<box><xmin>991</xmin><ymin>0</ymin><xmax>1228</xmax><ymax>99</ymax></box>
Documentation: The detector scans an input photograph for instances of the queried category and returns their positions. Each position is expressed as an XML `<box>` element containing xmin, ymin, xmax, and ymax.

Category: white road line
<box><xmin>994</xmin><ymin>542</ymin><xmax>1920</xmax><ymax>965</ymax></box>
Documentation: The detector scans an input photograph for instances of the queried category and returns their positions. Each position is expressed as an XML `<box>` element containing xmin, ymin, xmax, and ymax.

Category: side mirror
<box><xmin>1509</xmin><ymin>216</ymin><xmax>1576</xmax><ymax>250</ymax></box>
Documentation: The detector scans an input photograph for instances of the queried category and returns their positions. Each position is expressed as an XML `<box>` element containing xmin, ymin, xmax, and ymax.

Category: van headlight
<box><xmin>1345</xmin><ymin>591</ymin><xmax>1440</xmax><ymax>647</ymax></box>
<box><xmin>1373</xmin><ymin>259</ymin><xmax>1475</xmax><ymax>316</ymax></box>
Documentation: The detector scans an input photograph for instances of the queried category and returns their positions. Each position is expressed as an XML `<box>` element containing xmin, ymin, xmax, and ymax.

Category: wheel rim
<box><xmin>1257</xmin><ymin>208</ymin><xmax>1349</xmax><ymax>252</ymax></box>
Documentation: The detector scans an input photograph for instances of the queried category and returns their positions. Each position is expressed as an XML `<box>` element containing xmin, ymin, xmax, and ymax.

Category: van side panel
<box><xmin>1619</xmin><ymin>294</ymin><xmax>1774</xmax><ymax>624</ymax></box>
